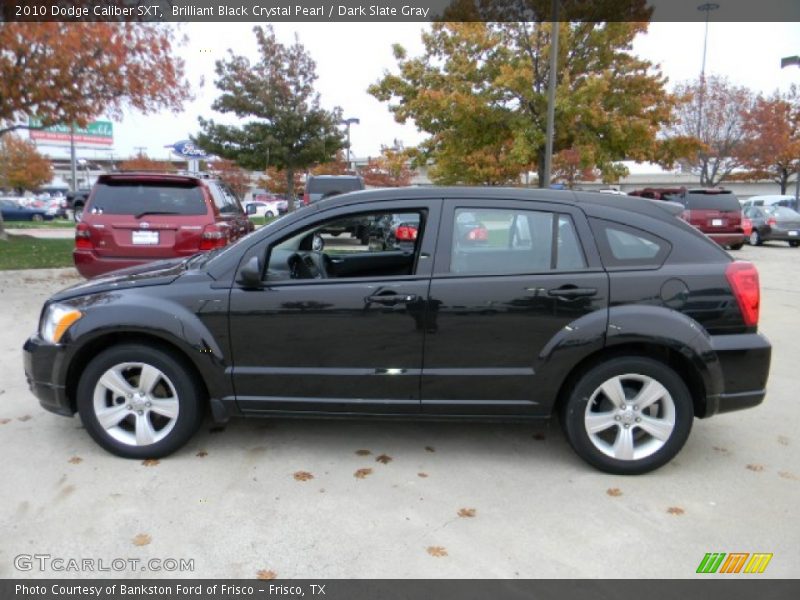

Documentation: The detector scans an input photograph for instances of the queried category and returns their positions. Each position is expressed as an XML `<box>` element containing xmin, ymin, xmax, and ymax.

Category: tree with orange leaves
<box><xmin>209</xmin><ymin>159</ymin><xmax>252</xmax><ymax>200</ymax></box>
<box><xmin>259</xmin><ymin>167</ymin><xmax>304</xmax><ymax>197</ymax></box>
<box><xmin>0</xmin><ymin>22</ymin><xmax>189</xmax><ymax>138</ymax></box>
<box><xmin>118</xmin><ymin>153</ymin><xmax>176</xmax><ymax>173</ymax></box>
<box><xmin>737</xmin><ymin>87</ymin><xmax>800</xmax><ymax>195</ymax></box>
<box><xmin>552</xmin><ymin>147</ymin><xmax>598</xmax><ymax>188</ymax></box>
<box><xmin>0</xmin><ymin>134</ymin><xmax>52</xmax><ymax>192</ymax></box>
<box><xmin>360</xmin><ymin>146</ymin><xmax>415</xmax><ymax>187</ymax></box>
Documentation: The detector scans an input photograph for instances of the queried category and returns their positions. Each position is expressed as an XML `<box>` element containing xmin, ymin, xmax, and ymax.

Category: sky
<box><xmin>42</xmin><ymin>21</ymin><xmax>800</xmax><ymax>163</ymax></box>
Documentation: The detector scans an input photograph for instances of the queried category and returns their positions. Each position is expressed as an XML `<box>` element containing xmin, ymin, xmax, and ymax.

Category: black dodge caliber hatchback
<box><xmin>24</xmin><ymin>188</ymin><xmax>771</xmax><ymax>474</ymax></box>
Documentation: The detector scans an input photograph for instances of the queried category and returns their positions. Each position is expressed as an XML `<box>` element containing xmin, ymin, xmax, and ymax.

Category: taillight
<box><xmin>767</xmin><ymin>217</ymin><xmax>777</xmax><ymax>227</ymax></box>
<box><xmin>468</xmin><ymin>226</ymin><xmax>489</xmax><ymax>241</ymax></box>
<box><xmin>395</xmin><ymin>225</ymin><xmax>418</xmax><ymax>241</ymax></box>
<box><xmin>200</xmin><ymin>223</ymin><xmax>230</xmax><ymax>251</ymax></box>
<box><xmin>725</xmin><ymin>261</ymin><xmax>760</xmax><ymax>328</ymax></box>
<box><xmin>75</xmin><ymin>222</ymin><xmax>92</xmax><ymax>249</ymax></box>
<box><xmin>302</xmin><ymin>193</ymin><xmax>310</xmax><ymax>205</ymax></box>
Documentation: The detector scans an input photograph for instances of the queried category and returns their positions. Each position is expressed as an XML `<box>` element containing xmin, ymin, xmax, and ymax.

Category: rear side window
<box><xmin>208</xmin><ymin>182</ymin><xmax>241</xmax><ymax>214</ymax></box>
<box><xmin>90</xmin><ymin>182</ymin><xmax>207</xmax><ymax>216</ymax></box>
<box><xmin>590</xmin><ymin>219</ymin><xmax>671</xmax><ymax>269</ymax></box>
<box><xmin>449</xmin><ymin>208</ymin><xmax>586</xmax><ymax>275</ymax></box>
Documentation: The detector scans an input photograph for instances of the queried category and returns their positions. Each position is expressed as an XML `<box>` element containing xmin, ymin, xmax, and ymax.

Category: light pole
<box><xmin>542</xmin><ymin>0</ymin><xmax>559</xmax><ymax>189</ymax></box>
<box><xmin>781</xmin><ymin>55</ymin><xmax>800</xmax><ymax>209</ymax></box>
<box><xmin>696</xmin><ymin>3</ymin><xmax>720</xmax><ymax>154</ymax></box>
<box><xmin>341</xmin><ymin>117</ymin><xmax>360</xmax><ymax>172</ymax></box>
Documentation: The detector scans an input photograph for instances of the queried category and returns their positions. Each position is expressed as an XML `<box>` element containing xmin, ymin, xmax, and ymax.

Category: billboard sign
<box><xmin>169</xmin><ymin>140</ymin><xmax>211</xmax><ymax>159</ymax></box>
<box><xmin>29</xmin><ymin>118</ymin><xmax>113</xmax><ymax>146</ymax></box>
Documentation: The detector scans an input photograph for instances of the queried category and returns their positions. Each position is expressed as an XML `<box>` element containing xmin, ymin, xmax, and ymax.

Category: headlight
<box><xmin>40</xmin><ymin>303</ymin><xmax>83</xmax><ymax>344</ymax></box>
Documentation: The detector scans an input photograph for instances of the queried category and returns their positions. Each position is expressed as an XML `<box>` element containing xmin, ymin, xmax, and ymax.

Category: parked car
<box><xmin>303</xmin><ymin>175</ymin><xmax>364</xmax><ymax>205</ymax></box>
<box><xmin>24</xmin><ymin>188</ymin><xmax>771</xmax><ymax>474</ymax></box>
<box><xmin>741</xmin><ymin>194</ymin><xmax>797</xmax><ymax>211</ymax></box>
<box><xmin>744</xmin><ymin>205</ymin><xmax>800</xmax><ymax>246</ymax></box>
<box><xmin>629</xmin><ymin>187</ymin><xmax>745</xmax><ymax>250</ymax></box>
<box><xmin>0</xmin><ymin>198</ymin><xmax>54</xmax><ymax>222</ymax></box>
<box><xmin>66</xmin><ymin>188</ymin><xmax>92</xmax><ymax>221</ymax></box>
<box><xmin>368</xmin><ymin>212</ymin><xmax>421</xmax><ymax>251</ymax></box>
<box><xmin>245</xmin><ymin>199</ymin><xmax>286</xmax><ymax>219</ymax></box>
<box><xmin>73</xmin><ymin>172</ymin><xmax>254</xmax><ymax>279</ymax></box>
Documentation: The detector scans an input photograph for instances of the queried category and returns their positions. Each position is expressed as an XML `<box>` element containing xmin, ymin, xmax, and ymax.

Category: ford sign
<box><xmin>170</xmin><ymin>140</ymin><xmax>211</xmax><ymax>159</ymax></box>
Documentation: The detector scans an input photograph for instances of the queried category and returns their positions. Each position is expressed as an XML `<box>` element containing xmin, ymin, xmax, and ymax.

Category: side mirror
<box><xmin>237</xmin><ymin>255</ymin><xmax>262</xmax><ymax>289</ymax></box>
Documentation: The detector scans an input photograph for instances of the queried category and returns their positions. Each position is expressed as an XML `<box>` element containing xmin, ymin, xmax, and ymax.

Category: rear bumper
<box><xmin>707</xmin><ymin>232</ymin><xmax>746</xmax><ymax>248</ymax></box>
<box><xmin>703</xmin><ymin>332</ymin><xmax>771</xmax><ymax>417</ymax></box>
<box><xmin>22</xmin><ymin>335</ymin><xmax>73</xmax><ymax>417</ymax></box>
<box><xmin>73</xmin><ymin>250</ymin><xmax>196</xmax><ymax>279</ymax></box>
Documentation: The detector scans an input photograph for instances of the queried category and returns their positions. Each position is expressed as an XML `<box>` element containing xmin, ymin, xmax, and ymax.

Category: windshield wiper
<box><xmin>134</xmin><ymin>210</ymin><xmax>181</xmax><ymax>219</ymax></box>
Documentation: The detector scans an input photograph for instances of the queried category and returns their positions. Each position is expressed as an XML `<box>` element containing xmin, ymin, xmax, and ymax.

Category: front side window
<box><xmin>449</xmin><ymin>208</ymin><xmax>586</xmax><ymax>275</ymax></box>
<box><xmin>265</xmin><ymin>209</ymin><xmax>426</xmax><ymax>281</ymax></box>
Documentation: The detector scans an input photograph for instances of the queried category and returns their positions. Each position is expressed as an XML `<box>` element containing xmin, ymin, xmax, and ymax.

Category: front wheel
<box><xmin>32</xmin><ymin>214</ymin><xmax>44</xmax><ymax>222</ymax></box>
<box><xmin>749</xmin><ymin>230</ymin><xmax>762</xmax><ymax>246</ymax></box>
<box><xmin>77</xmin><ymin>344</ymin><xmax>205</xmax><ymax>459</ymax></box>
<box><xmin>561</xmin><ymin>357</ymin><xmax>693</xmax><ymax>474</ymax></box>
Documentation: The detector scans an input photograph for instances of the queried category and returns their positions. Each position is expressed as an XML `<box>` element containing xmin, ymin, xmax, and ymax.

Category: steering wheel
<box><xmin>288</xmin><ymin>252</ymin><xmax>328</xmax><ymax>279</ymax></box>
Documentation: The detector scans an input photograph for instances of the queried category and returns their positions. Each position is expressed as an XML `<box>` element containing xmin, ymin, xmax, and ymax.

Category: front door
<box><xmin>228</xmin><ymin>200</ymin><xmax>441</xmax><ymax>414</ymax></box>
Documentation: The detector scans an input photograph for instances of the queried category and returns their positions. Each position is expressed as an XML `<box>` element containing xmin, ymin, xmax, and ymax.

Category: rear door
<box><xmin>421</xmin><ymin>198</ymin><xmax>609</xmax><ymax>416</ymax></box>
<box><xmin>84</xmin><ymin>178</ymin><xmax>210</xmax><ymax>259</ymax></box>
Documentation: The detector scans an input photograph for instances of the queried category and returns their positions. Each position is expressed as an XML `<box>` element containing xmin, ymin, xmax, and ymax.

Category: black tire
<box><xmin>749</xmin><ymin>230</ymin><xmax>762</xmax><ymax>246</ymax></box>
<box><xmin>729</xmin><ymin>243</ymin><xmax>743</xmax><ymax>250</ymax></box>
<box><xmin>560</xmin><ymin>357</ymin><xmax>693</xmax><ymax>475</ymax></box>
<box><xmin>76</xmin><ymin>344</ymin><xmax>205</xmax><ymax>459</ymax></box>
<box><xmin>73</xmin><ymin>204</ymin><xmax>84</xmax><ymax>222</ymax></box>
<box><xmin>32</xmin><ymin>214</ymin><xmax>44</xmax><ymax>222</ymax></box>
<box><xmin>789</xmin><ymin>241</ymin><xmax>799</xmax><ymax>248</ymax></box>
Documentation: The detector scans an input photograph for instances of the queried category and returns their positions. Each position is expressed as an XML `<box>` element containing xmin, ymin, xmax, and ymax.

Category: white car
<box><xmin>245</xmin><ymin>199</ymin><xmax>286</xmax><ymax>218</ymax></box>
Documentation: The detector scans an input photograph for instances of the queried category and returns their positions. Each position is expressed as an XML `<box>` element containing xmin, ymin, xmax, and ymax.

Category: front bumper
<box><xmin>703</xmin><ymin>332</ymin><xmax>771</xmax><ymax>417</ymax></box>
<box><xmin>22</xmin><ymin>335</ymin><xmax>73</xmax><ymax>417</ymax></box>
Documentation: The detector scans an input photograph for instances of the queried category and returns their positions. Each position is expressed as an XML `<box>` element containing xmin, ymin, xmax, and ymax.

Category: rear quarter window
<box><xmin>590</xmin><ymin>219</ymin><xmax>671</xmax><ymax>269</ymax></box>
<box><xmin>89</xmin><ymin>182</ymin><xmax>207</xmax><ymax>216</ymax></box>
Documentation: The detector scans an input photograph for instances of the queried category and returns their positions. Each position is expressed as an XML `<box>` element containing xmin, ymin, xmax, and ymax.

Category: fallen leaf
<box><xmin>532</xmin><ymin>432</ymin><xmax>546</xmax><ymax>441</ymax></box>
<box><xmin>425</xmin><ymin>446</ymin><xmax>435</xmax><ymax>453</ymax></box>
<box><xmin>606</xmin><ymin>488</ymin><xmax>623</xmax><ymax>497</ymax></box>
<box><xmin>426</xmin><ymin>546</ymin><xmax>448</xmax><ymax>557</ymax></box>
<box><xmin>141</xmin><ymin>459</ymin><xmax>160</xmax><ymax>467</ymax></box>
<box><xmin>355</xmin><ymin>449</ymin><xmax>371</xmax><ymax>456</ymax></box>
<box><xmin>417</xmin><ymin>472</ymin><xmax>429</xmax><ymax>478</ymax></box>
<box><xmin>256</xmin><ymin>570</ymin><xmax>277</xmax><ymax>580</ymax></box>
<box><xmin>0</xmin><ymin>418</ymin><xmax>12</xmax><ymax>425</ymax></box>
<box><xmin>713</xmin><ymin>446</ymin><xmax>729</xmax><ymax>453</ymax></box>
<box><xmin>777</xmin><ymin>435</ymin><xmax>789</xmax><ymax>446</ymax></box>
<box><xmin>196</xmin><ymin>450</ymin><xmax>208</xmax><ymax>458</ymax></box>
<box><xmin>132</xmin><ymin>533</ymin><xmax>151</xmax><ymax>546</ymax></box>
<box><xmin>375</xmin><ymin>454</ymin><xmax>393</xmax><ymax>464</ymax></box>
<box><xmin>293</xmin><ymin>471</ymin><xmax>314</xmax><ymax>482</ymax></box>
<box><xmin>68</xmin><ymin>457</ymin><xmax>83</xmax><ymax>465</ymax></box>
<box><xmin>778</xmin><ymin>471</ymin><xmax>799</xmax><ymax>481</ymax></box>
<box><xmin>667</xmin><ymin>506</ymin><xmax>685</xmax><ymax>515</ymax></box>
<box><xmin>746</xmin><ymin>464</ymin><xmax>764</xmax><ymax>472</ymax></box>
<box><xmin>457</xmin><ymin>508</ymin><xmax>476</xmax><ymax>518</ymax></box>
<box><xmin>354</xmin><ymin>468</ymin><xmax>373</xmax><ymax>479</ymax></box>
<box><xmin>18</xmin><ymin>415</ymin><xmax>32</xmax><ymax>422</ymax></box>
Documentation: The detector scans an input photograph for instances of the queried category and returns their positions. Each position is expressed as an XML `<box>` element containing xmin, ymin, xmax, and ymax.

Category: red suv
<box><xmin>74</xmin><ymin>173</ymin><xmax>254</xmax><ymax>278</ymax></box>
<box><xmin>629</xmin><ymin>187</ymin><xmax>745</xmax><ymax>250</ymax></box>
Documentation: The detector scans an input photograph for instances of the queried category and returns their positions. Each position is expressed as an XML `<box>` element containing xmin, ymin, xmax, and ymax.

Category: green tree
<box><xmin>369</xmin><ymin>19</ymin><xmax>678</xmax><ymax>186</ymax></box>
<box><xmin>194</xmin><ymin>26</ymin><xmax>344</xmax><ymax>206</ymax></box>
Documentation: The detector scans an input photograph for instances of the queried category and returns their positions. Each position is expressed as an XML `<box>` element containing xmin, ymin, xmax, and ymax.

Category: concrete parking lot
<box><xmin>0</xmin><ymin>244</ymin><xmax>798</xmax><ymax>579</ymax></box>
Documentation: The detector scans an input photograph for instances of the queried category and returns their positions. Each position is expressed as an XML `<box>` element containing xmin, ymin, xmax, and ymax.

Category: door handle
<box><xmin>547</xmin><ymin>286</ymin><xmax>597</xmax><ymax>299</ymax></box>
<box><xmin>366</xmin><ymin>293</ymin><xmax>418</xmax><ymax>305</ymax></box>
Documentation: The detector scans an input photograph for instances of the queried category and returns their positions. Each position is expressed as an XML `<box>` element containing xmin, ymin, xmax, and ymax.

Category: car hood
<box><xmin>51</xmin><ymin>257</ymin><xmax>188</xmax><ymax>302</ymax></box>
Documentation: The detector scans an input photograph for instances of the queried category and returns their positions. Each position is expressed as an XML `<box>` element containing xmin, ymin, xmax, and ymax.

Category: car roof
<box><xmin>311</xmin><ymin>186</ymin><xmax>684</xmax><ymax>221</ymax></box>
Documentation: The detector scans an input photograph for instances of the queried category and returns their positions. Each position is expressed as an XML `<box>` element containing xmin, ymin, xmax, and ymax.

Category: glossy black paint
<box><xmin>24</xmin><ymin>187</ymin><xmax>771</xmax><ymax>425</ymax></box>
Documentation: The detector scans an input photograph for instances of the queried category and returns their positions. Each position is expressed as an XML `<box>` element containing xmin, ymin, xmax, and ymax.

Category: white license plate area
<box><xmin>789</xmin><ymin>230</ymin><xmax>798</xmax><ymax>237</ymax></box>
<box><xmin>132</xmin><ymin>230</ymin><xmax>159</xmax><ymax>245</ymax></box>
<box><xmin>711</xmin><ymin>218</ymin><xmax>724</xmax><ymax>227</ymax></box>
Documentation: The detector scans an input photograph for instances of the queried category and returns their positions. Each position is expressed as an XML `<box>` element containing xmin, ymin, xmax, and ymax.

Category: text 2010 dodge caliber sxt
<box><xmin>23</xmin><ymin>188</ymin><xmax>771</xmax><ymax>474</ymax></box>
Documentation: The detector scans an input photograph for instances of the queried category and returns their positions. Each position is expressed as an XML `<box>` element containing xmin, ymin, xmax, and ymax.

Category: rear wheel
<box><xmin>561</xmin><ymin>357</ymin><xmax>693</xmax><ymax>474</ymax></box>
<box><xmin>265</xmin><ymin>211</ymin><xmax>275</xmax><ymax>218</ymax></box>
<box><xmin>749</xmin><ymin>230</ymin><xmax>762</xmax><ymax>246</ymax></box>
<box><xmin>729</xmin><ymin>242</ymin><xmax>743</xmax><ymax>250</ymax></box>
<box><xmin>73</xmin><ymin>204</ymin><xmax>84</xmax><ymax>222</ymax></box>
<box><xmin>77</xmin><ymin>344</ymin><xmax>205</xmax><ymax>459</ymax></box>
<box><xmin>789</xmin><ymin>241</ymin><xmax>799</xmax><ymax>248</ymax></box>
<box><xmin>31</xmin><ymin>214</ymin><xmax>44</xmax><ymax>222</ymax></box>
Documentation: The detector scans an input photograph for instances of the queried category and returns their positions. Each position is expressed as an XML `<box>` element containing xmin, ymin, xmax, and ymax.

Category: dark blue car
<box><xmin>0</xmin><ymin>198</ymin><xmax>53</xmax><ymax>222</ymax></box>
